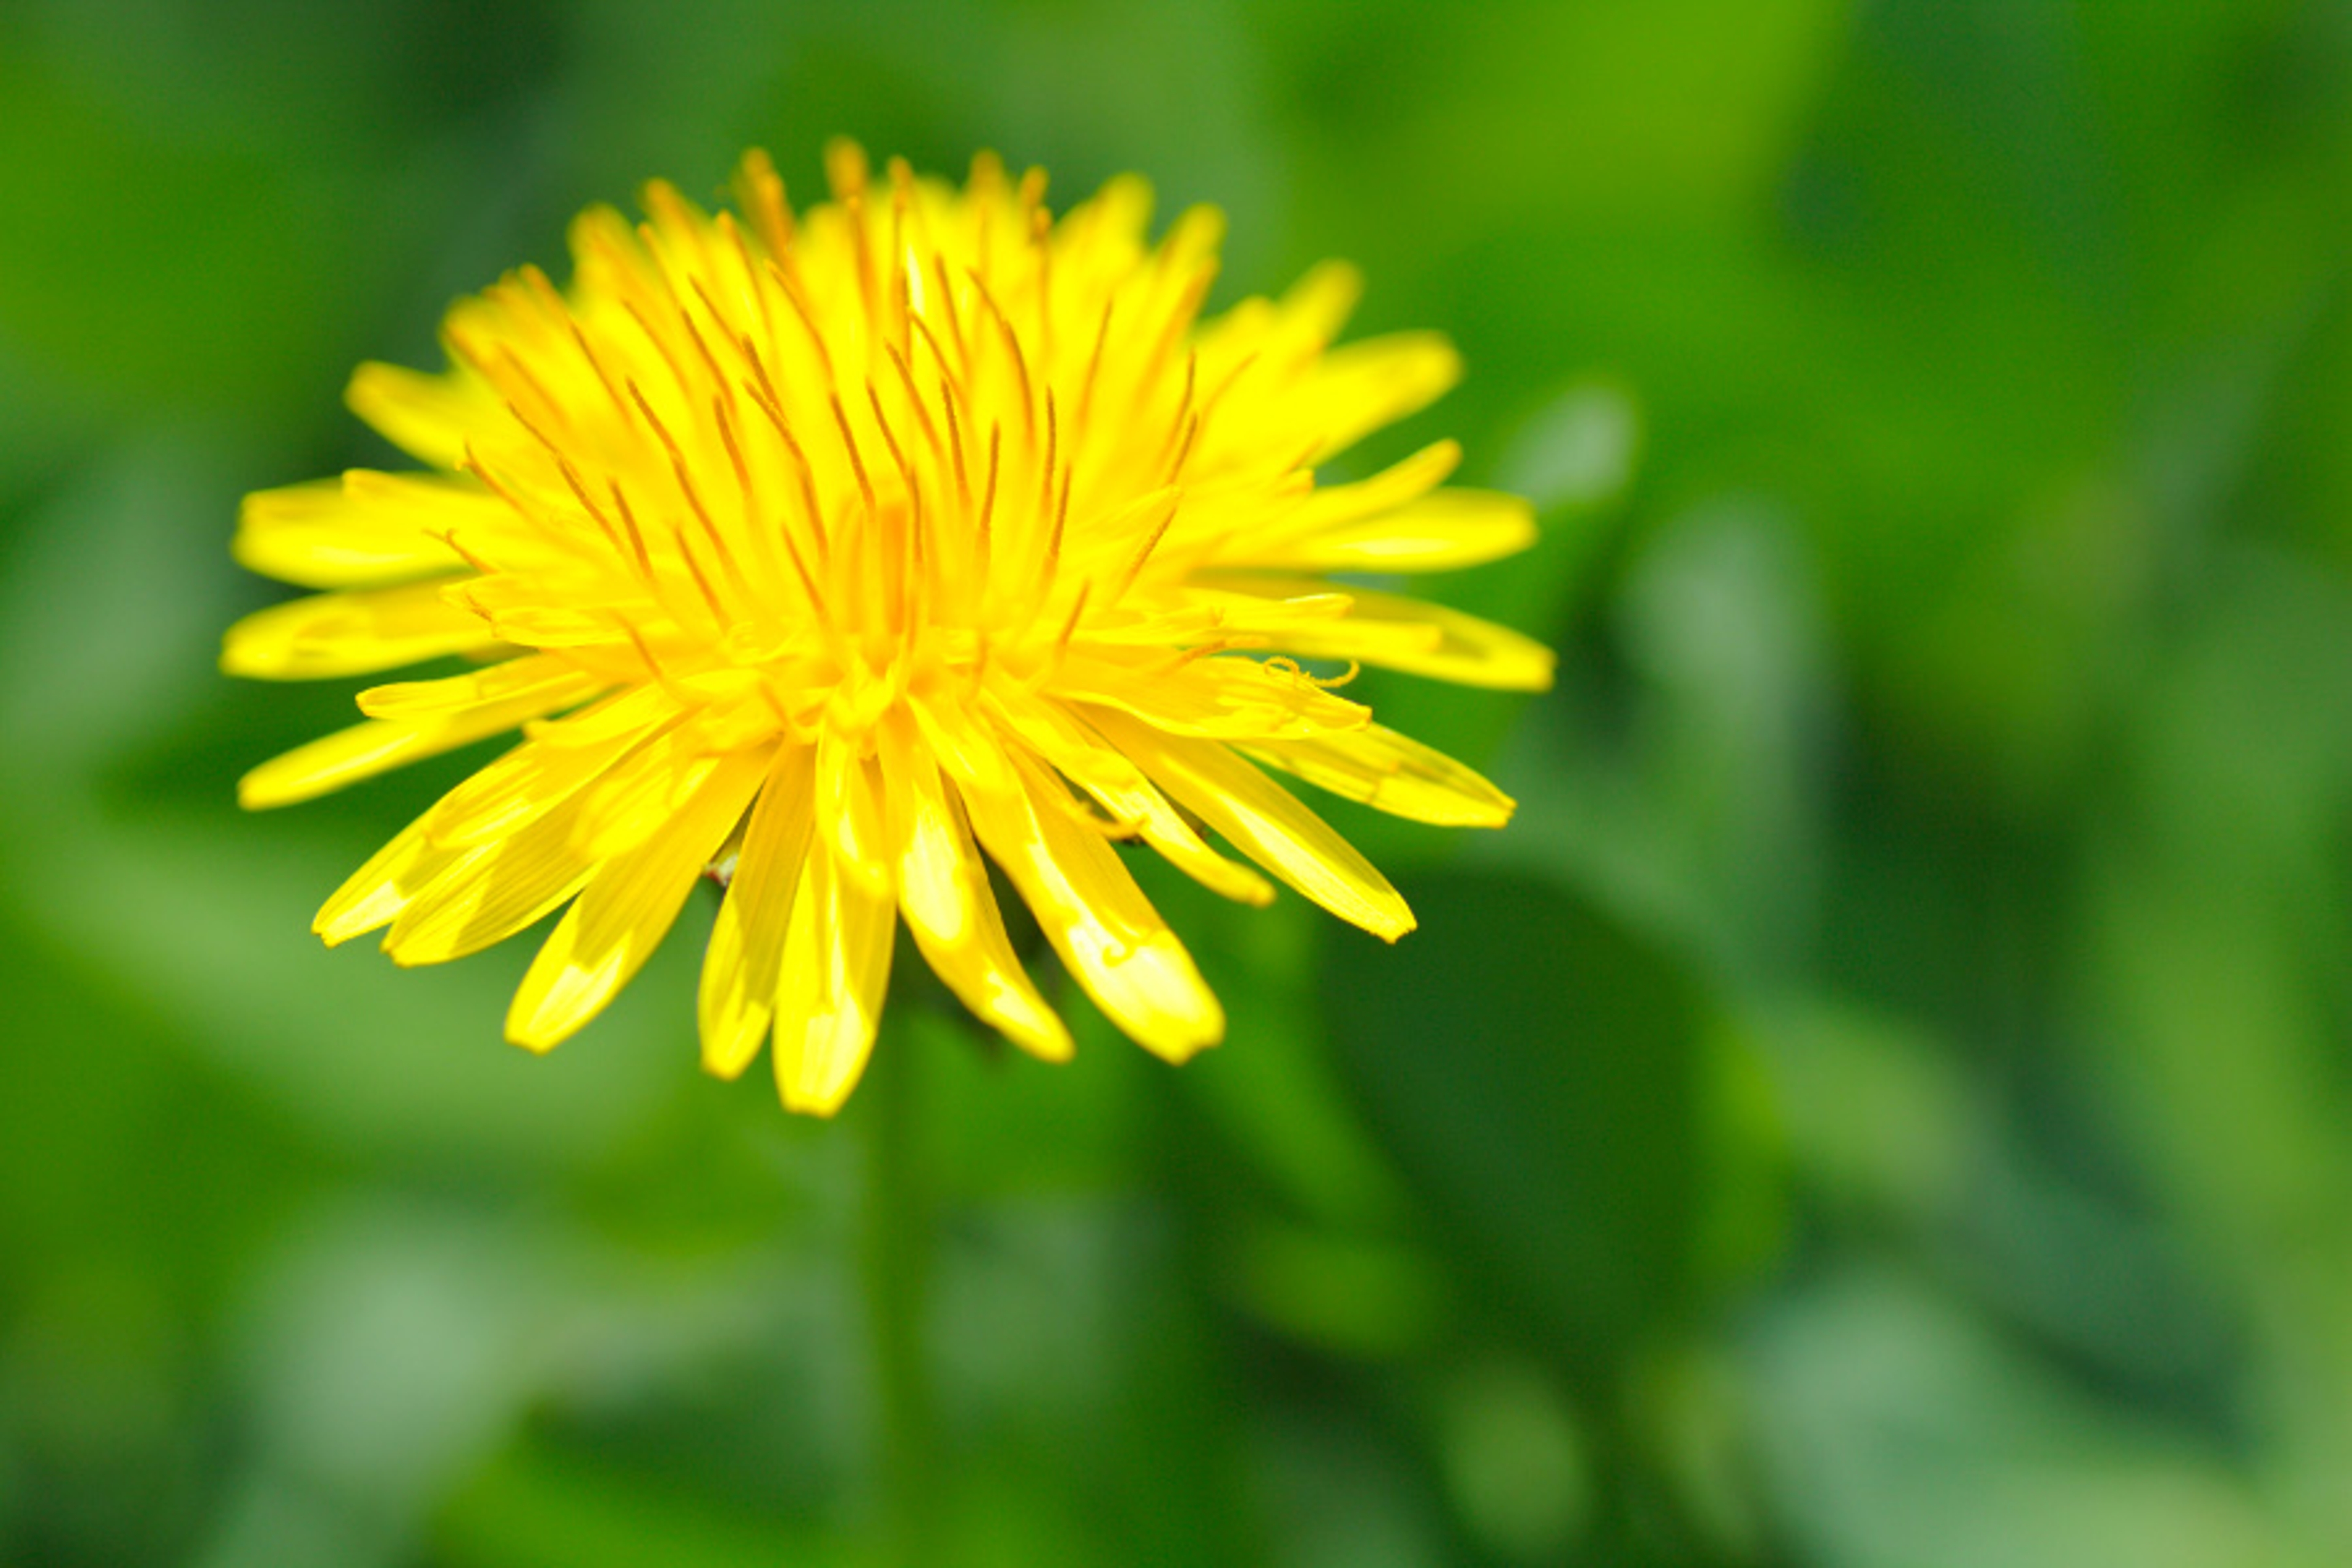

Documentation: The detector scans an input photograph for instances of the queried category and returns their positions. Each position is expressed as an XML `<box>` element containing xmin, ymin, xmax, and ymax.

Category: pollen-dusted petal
<box><xmin>1243</xmin><ymin>725</ymin><xmax>1516</xmax><ymax>828</ymax></box>
<box><xmin>962</xmin><ymin>748</ymin><xmax>1223</xmax><ymax>1063</ymax></box>
<box><xmin>771</xmin><ymin>840</ymin><xmax>897</xmax><ymax>1115</ymax></box>
<box><xmin>876</xmin><ymin>714</ymin><xmax>1071</xmax><ymax>1061</ymax></box>
<box><xmin>239</xmin><ymin>666</ymin><xmax>609</xmax><ymax>810</ymax></box>
<box><xmin>1052</xmin><ymin>654</ymin><xmax>1372</xmax><ymax>741</ymax></box>
<box><xmin>506</xmin><ymin>745</ymin><xmax>772</xmax><ymax>1052</ymax></box>
<box><xmin>1089</xmin><ymin>710</ymin><xmax>1415</xmax><ymax>942</ymax></box>
<box><xmin>221</xmin><ymin>581</ymin><xmax>501</xmax><ymax>680</ymax></box>
<box><xmin>698</xmin><ymin>744</ymin><xmax>818</xmax><ymax>1080</ymax></box>
<box><xmin>1216</xmin><ymin>576</ymin><xmax>1558</xmax><ymax>692</ymax></box>
<box><xmin>383</xmin><ymin>790</ymin><xmax>598</xmax><ymax>965</ymax></box>
<box><xmin>986</xmin><ymin>688</ymin><xmax>1273</xmax><ymax>908</ymax></box>
<box><xmin>347</xmin><ymin>360</ymin><xmax>503</xmax><ymax>469</ymax></box>
<box><xmin>1303</xmin><ymin>331</ymin><xmax>1463</xmax><ymax>461</ymax></box>
<box><xmin>1244</xmin><ymin>490</ymin><xmax>1538</xmax><ymax>573</ymax></box>
<box><xmin>233</xmin><ymin>471</ymin><xmax>502</xmax><ymax>589</ymax></box>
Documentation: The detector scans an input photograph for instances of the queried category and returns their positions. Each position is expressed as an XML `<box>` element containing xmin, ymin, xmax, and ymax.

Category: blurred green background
<box><xmin>5</xmin><ymin>1</ymin><xmax>2352</xmax><ymax>1563</ymax></box>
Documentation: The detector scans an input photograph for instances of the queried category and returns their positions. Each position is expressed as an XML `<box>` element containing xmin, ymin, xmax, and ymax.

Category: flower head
<box><xmin>226</xmin><ymin>143</ymin><xmax>1553</xmax><ymax>1114</ymax></box>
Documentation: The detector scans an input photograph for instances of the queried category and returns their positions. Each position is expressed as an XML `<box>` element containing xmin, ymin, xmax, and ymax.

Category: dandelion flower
<box><xmin>225</xmin><ymin>144</ymin><xmax>1554</xmax><ymax>1114</ymax></box>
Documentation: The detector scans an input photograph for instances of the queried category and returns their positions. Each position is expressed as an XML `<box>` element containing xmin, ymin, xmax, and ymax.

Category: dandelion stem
<box><xmin>859</xmin><ymin>997</ymin><xmax>940</xmax><ymax>1564</ymax></box>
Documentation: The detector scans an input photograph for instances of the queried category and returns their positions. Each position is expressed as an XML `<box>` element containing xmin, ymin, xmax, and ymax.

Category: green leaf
<box><xmin>1320</xmin><ymin>869</ymin><xmax>1714</xmax><ymax>1377</ymax></box>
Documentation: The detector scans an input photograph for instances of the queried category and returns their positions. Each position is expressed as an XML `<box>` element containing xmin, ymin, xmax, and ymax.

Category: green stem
<box><xmin>859</xmin><ymin>1006</ymin><xmax>938</xmax><ymax>1565</ymax></box>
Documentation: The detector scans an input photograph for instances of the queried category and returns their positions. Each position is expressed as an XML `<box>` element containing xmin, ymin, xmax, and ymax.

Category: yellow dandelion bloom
<box><xmin>225</xmin><ymin>143</ymin><xmax>1553</xmax><ymax>1114</ymax></box>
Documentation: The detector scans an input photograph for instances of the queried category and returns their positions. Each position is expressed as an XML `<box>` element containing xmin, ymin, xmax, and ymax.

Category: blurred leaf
<box><xmin>439</xmin><ymin>1438</ymin><xmax>836</xmax><ymax>1568</ymax></box>
<box><xmin>1760</xmin><ymin>1001</ymin><xmax>1980</xmax><ymax>1224</ymax></box>
<box><xmin>1221</xmin><ymin>1219</ymin><xmax>1446</xmax><ymax>1360</ymax></box>
<box><xmin>1747</xmin><ymin>1269</ymin><xmax>2303</xmax><ymax>1568</ymax></box>
<box><xmin>1320</xmin><ymin>869</ymin><xmax>1713</xmax><ymax>1378</ymax></box>
<box><xmin>0</xmin><ymin>40</ymin><xmax>371</xmax><ymax>415</ymax></box>
<box><xmin>1433</xmin><ymin>1357</ymin><xmax>1591</xmax><ymax>1561</ymax></box>
<box><xmin>2083</xmin><ymin>551</ymin><xmax>2352</xmax><ymax>1270</ymax></box>
<box><xmin>1170</xmin><ymin>888</ymin><xmax>1412</xmax><ymax>1231</ymax></box>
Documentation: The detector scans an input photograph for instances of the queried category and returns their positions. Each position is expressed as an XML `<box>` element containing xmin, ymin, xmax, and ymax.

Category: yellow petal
<box><xmin>910</xmin><ymin>690</ymin><xmax>1020</xmax><ymax>799</ymax></box>
<box><xmin>1243</xmin><ymin>489</ymin><xmax>1538</xmax><ymax>573</ymax></box>
<box><xmin>571</xmin><ymin>730</ymin><xmax>721</xmax><ymax>862</ymax></box>
<box><xmin>984</xmin><ymin>688</ymin><xmax>1273</xmax><ymax>908</ymax></box>
<box><xmin>524</xmin><ymin>684</ymin><xmax>685</xmax><ymax>749</ymax></box>
<box><xmin>1052</xmin><ymin>653</ymin><xmax>1371</xmax><ymax>740</ymax></box>
<box><xmin>698</xmin><ymin>744</ymin><xmax>818</xmax><ymax>1080</ymax></box>
<box><xmin>1213</xmin><ymin>576</ymin><xmax>1556</xmax><ymax>692</ymax></box>
<box><xmin>1276</xmin><ymin>259</ymin><xmax>1363</xmax><ymax>349</ymax></box>
<box><xmin>813</xmin><ymin>725</ymin><xmax>891</xmax><ymax>895</ymax></box>
<box><xmin>221</xmin><ymin>580</ymin><xmax>499</xmax><ymax>680</ymax></box>
<box><xmin>358</xmin><ymin>653</ymin><xmax>593</xmax><ymax>720</ymax></box>
<box><xmin>1304</xmin><ymin>331</ymin><xmax>1461</xmax><ymax>461</ymax></box>
<box><xmin>239</xmin><ymin>666</ymin><xmax>609</xmax><ymax>809</ymax></box>
<box><xmin>1285</xmin><ymin>440</ymin><xmax>1461</xmax><ymax>532</ymax></box>
<box><xmin>347</xmin><ymin>361</ymin><xmax>502</xmax><ymax>469</ymax></box>
<box><xmin>233</xmin><ymin>470</ymin><xmax>507</xmax><ymax>589</ymax></box>
<box><xmin>505</xmin><ymin>745</ymin><xmax>772</xmax><ymax>1052</ymax></box>
<box><xmin>423</xmin><ymin>723</ymin><xmax>652</xmax><ymax>848</ymax></box>
<box><xmin>383</xmin><ymin>790</ymin><xmax>598</xmax><ymax>965</ymax></box>
<box><xmin>959</xmin><ymin>744</ymin><xmax>1223</xmax><ymax>1063</ymax></box>
<box><xmin>447</xmin><ymin>573</ymin><xmax>645</xmax><ymax>649</ymax></box>
<box><xmin>1089</xmin><ymin>710</ymin><xmax>1415</xmax><ymax>942</ymax></box>
<box><xmin>313</xmin><ymin>808</ymin><xmax>482</xmax><ymax>946</ymax></box>
<box><xmin>876</xmin><ymin>714</ymin><xmax>1071</xmax><ymax>1061</ymax></box>
<box><xmin>771</xmin><ymin>840</ymin><xmax>897</xmax><ymax>1115</ymax></box>
<box><xmin>1243</xmin><ymin>725</ymin><xmax>1516</xmax><ymax>828</ymax></box>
